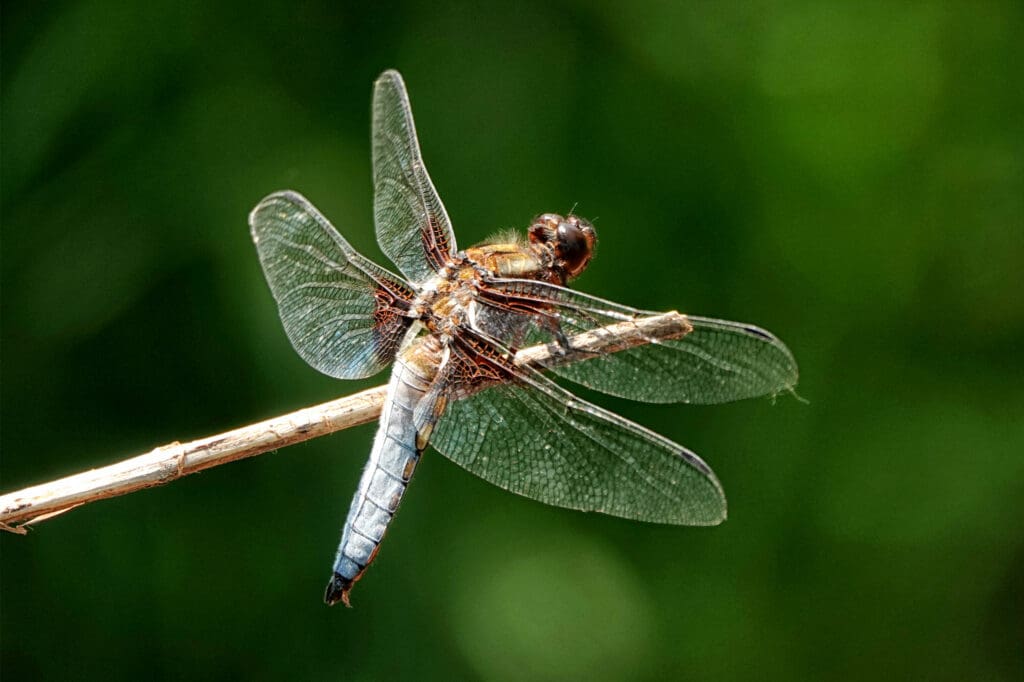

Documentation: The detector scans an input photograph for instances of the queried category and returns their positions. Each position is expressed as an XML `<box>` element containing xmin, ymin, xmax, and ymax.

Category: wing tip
<box><xmin>248</xmin><ymin>190</ymin><xmax>311</xmax><ymax>233</ymax></box>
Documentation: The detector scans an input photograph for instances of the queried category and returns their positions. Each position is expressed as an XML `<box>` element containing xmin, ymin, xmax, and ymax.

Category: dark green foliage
<box><xmin>2</xmin><ymin>1</ymin><xmax>1021</xmax><ymax>679</ymax></box>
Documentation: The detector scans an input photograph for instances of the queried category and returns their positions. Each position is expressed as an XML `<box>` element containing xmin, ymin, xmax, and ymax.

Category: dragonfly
<box><xmin>249</xmin><ymin>70</ymin><xmax>798</xmax><ymax>607</ymax></box>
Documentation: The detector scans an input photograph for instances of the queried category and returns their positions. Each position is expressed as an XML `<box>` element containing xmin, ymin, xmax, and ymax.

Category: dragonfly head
<box><xmin>528</xmin><ymin>213</ymin><xmax>597</xmax><ymax>282</ymax></box>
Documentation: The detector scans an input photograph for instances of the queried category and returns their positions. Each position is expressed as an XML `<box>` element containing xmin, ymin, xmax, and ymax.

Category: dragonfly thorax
<box><xmin>415</xmin><ymin>269</ymin><xmax>475</xmax><ymax>340</ymax></box>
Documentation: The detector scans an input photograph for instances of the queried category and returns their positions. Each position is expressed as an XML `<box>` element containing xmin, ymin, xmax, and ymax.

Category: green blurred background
<box><xmin>2</xmin><ymin>1</ymin><xmax>1022</xmax><ymax>679</ymax></box>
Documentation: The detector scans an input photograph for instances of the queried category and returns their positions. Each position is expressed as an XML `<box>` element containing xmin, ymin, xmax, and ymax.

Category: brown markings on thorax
<box><xmin>414</xmin><ymin>236</ymin><xmax>570</xmax><ymax>365</ymax></box>
<box><xmin>463</xmin><ymin>243</ymin><xmax>551</xmax><ymax>281</ymax></box>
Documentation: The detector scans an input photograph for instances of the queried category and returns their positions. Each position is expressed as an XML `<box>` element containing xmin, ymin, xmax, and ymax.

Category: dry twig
<box><xmin>0</xmin><ymin>312</ymin><xmax>691</xmax><ymax>532</ymax></box>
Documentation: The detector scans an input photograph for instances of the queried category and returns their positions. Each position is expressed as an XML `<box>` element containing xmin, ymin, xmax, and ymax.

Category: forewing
<box><xmin>429</xmin><ymin>343</ymin><xmax>726</xmax><ymax>525</ymax></box>
<box><xmin>479</xmin><ymin>279</ymin><xmax>798</xmax><ymax>404</ymax></box>
<box><xmin>372</xmin><ymin>70</ymin><xmax>457</xmax><ymax>283</ymax></box>
<box><xmin>250</xmin><ymin>191</ymin><xmax>415</xmax><ymax>379</ymax></box>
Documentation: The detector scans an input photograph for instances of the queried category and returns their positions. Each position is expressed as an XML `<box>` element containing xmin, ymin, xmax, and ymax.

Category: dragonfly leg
<box><xmin>543</xmin><ymin>315</ymin><xmax>572</xmax><ymax>353</ymax></box>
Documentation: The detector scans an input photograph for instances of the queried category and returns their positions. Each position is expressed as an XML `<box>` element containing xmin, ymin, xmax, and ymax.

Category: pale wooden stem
<box><xmin>0</xmin><ymin>312</ymin><xmax>691</xmax><ymax>532</ymax></box>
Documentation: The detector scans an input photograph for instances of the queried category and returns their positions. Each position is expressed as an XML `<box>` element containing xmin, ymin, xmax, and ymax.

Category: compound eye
<box><xmin>557</xmin><ymin>222</ymin><xmax>587</xmax><ymax>261</ymax></box>
<box><xmin>556</xmin><ymin>218</ymin><xmax>595</xmax><ymax>278</ymax></box>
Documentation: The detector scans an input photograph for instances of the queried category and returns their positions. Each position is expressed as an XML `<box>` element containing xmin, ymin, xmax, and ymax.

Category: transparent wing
<box><xmin>430</xmin><ymin>342</ymin><xmax>726</xmax><ymax>525</ymax></box>
<box><xmin>372</xmin><ymin>70</ymin><xmax>457</xmax><ymax>283</ymax></box>
<box><xmin>249</xmin><ymin>191</ymin><xmax>416</xmax><ymax>379</ymax></box>
<box><xmin>477</xmin><ymin>278</ymin><xmax>798</xmax><ymax>404</ymax></box>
